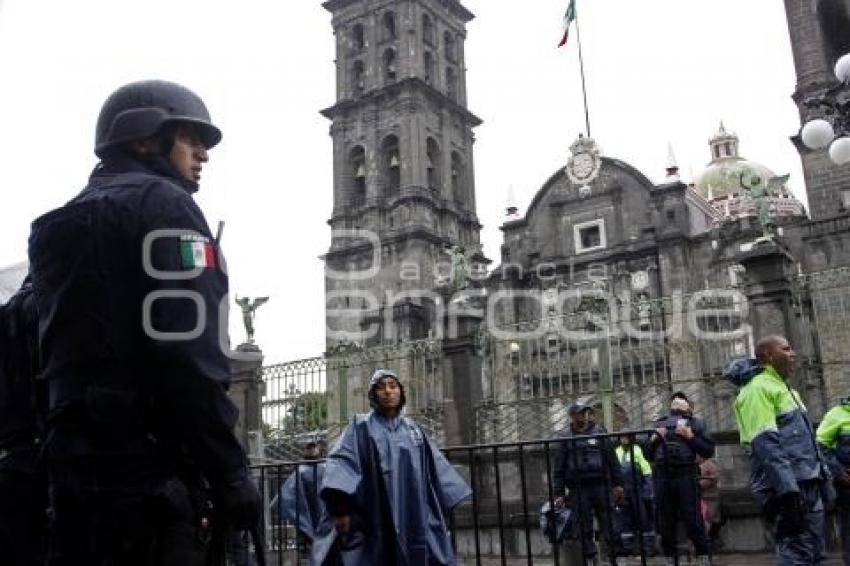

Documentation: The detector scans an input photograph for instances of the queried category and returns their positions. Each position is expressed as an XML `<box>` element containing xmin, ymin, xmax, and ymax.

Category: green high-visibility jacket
<box><xmin>615</xmin><ymin>444</ymin><xmax>652</xmax><ymax>476</ymax></box>
<box><xmin>733</xmin><ymin>365</ymin><xmax>820</xmax><ymax>500</ymax></box>
<box><xmin>816</xmin><ymin>402</ymin><xmax>850</xmax><ymax>482</ymax></box>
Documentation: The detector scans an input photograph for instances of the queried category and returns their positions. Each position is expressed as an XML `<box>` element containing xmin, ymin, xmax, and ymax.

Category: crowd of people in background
<box><xmin>277</xmin><ymin>381</ymin><xmax>728</xmax><ymax>565</ymax></box>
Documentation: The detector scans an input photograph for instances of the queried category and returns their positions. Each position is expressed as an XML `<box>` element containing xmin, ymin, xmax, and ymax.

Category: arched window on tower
<box><xmin>422</xmin><ymin>13</ymin><xmax>435</xmax><ymax>46</ymax></box>
<box><xmin>444</xmin><ymin>31</ymin><xmax>456</xmax><ymax>62</ymax></box>
<box><xmin>352</xmin><ymin>23</ymin><xmax>365</xmax><ymax>51</ymax></box>
<box><xmin>426</xmin><ymin>137</ymin><xmax>442</xmax><ymax>191</ymax></box>
<box><xmin>349</xmin><ymin>146</ymin><xmax>367</xmax><ymax>206</ymax></box>
<box><xmin>451</xmin><ymin>151</ymin><xmax>465</xmax><ymax>205</ymax></box>
<box><xmin>382</xmin><ymin>135</ymin><xmax>401</xmax><ymax>195</ymax></box>
<box><xmin>446</xmin><ymin>66</ymin><xmax>457</xmax><ymax>101</ymax></box>
<box><xmin>382</xmin><ymin>12</ymin><xmax>397</xmax><ymax>41</ymax></box>
<box><xmin>383</xmin><ymin>48</ymin><xmax>397</xmax><ymax>84</ymax></box>
<box><xmin>352</xmin><ymin>60</ymin><xmax>365</xmax><ymax>96</ymax></box>
<box><xmin>423</xmin><ymin>51</ymin><xmax>434</xmax><ymax>85</ymax></box>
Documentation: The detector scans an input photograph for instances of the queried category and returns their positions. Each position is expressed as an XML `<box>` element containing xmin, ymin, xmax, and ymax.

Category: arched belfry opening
<box><xmin>382</xmin><ymin>11</ymin><xmax>397</xmax><ymax>41</ymax></box>
<box><xmin>382</xmin><ymin>135</ymin><xmax>401</xmax><ymax>195</ymax></box>
<box><xmin>349</xmin><ymin>145</ymin><xmax>367</xmax><ymax>205</ymax></box>
<box><xmin>426</xmin><ymin>137</ymin><xmax>442</xmax><ymax>191</ymax></box>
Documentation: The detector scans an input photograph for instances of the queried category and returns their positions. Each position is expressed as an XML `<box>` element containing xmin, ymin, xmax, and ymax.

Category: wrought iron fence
<box><xmin>260</xmin><ymin>339</ymin><xmax>443</xmax><ymax>459</ymax></box>
<box><xmin>475</xmin><ymin>289</ymin><xmax>751</xmax><ymax>443</ymax></box>
<box><xmin>796</xmin><ymin>266</ymin><xmax>850</xmax><ymax>411</ymax></box>
<box><xmin>250</xmin><ymin>430</ymin><xmax>719</xmax><ymax>565</ymax></box>
<box><xmin>260</xmin><ymin>267</ymin><xmax>850</xmax><ymax>451</ymax></box>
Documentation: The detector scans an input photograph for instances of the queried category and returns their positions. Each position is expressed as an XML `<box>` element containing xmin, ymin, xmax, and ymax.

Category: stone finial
<box><xmin>665</xmin><ymin>143</ymin><xmax>680</xmax><ymax>181</ymax></box>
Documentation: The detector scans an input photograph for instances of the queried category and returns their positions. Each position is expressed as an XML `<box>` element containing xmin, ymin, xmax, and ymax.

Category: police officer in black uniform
<box><xmin>552</xmin><ymin>402</ymin><xmax>624</xmax><ymax>565</ymax></box>
<box><xmin>27</xmin><ymin>80</ymin><xmax>261</xmax><ymax>566</ymax></box>
<box><xmin>0</xmin><ymin>280</ymin><xmax>47</xmax><ymax>565</ymax></box>
<box><xmin>645</xmin><ymin>393</ymin><xmax>714</xmax><ymax>565</ymax></box>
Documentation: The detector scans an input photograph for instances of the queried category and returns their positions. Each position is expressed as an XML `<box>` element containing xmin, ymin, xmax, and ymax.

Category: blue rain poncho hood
<box><xmin>723</xmin><ymin>357</ymin><xmax>762</xmax><ymax>387</ymax></box>
<box><xmin>367</xmin><ymin>369</ymin><xmax>406</xmax><ymax>411</ymax></box>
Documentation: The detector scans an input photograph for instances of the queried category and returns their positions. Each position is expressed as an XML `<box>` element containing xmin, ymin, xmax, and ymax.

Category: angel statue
<box><xmin>235</xmin><ymin>295</ymin><xmax>269</xmax><ymax>344</ymax></box>
<box><xmin>741</xmin><ymin>172</ymin><xmax>789</xmax><ymax>240</ymax></box>
<box><xmin>444</xmin><ymin>243</ymin><xmax>484</xmax><ymax>291</ymax></box>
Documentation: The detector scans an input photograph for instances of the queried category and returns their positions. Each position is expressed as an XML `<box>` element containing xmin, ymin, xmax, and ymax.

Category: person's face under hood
<box><xmin>570</xmin><ymin>408</ymin><xmax>592</xmax><ymax>432</ymax></box>
<box><xmin>373</xmin><ymin>376</ymin><xmax>403</xmax><ymax>416</ymax></box>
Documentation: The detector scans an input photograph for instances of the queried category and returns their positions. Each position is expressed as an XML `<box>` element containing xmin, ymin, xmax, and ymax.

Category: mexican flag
<box><xmin>180</xmin><ymin>236</ymin><xmax>216</xmax><ymax>269</ymax></box>
<box><xmin>558</xmin><ymin>0</ymin><xmax>576</xmax><ymax>47</ymax></box>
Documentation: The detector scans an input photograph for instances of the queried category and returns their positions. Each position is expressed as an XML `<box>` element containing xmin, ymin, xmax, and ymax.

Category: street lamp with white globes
<box><xmin>800</xmin><ymin>53</ymin><xmax>850</xmax><ymax>165</ymax></box>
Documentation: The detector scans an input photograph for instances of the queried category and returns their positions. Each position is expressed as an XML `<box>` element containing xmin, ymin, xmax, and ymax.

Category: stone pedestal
<box><xmin>229</xmin><ymin>343</ymin><xmax>264</xmax><ymax>459</ymax></box>
<box><xmin>737</xmin><ymin>239</ymin><xmax>797</xmax><ymax>338</ymax></box>
<box><xmin>441</xmin><ymin>310</ymin><xmax>484</xmax><ymax>446</ymax></box>
<box><xmin>737</xmin><ymin>239</ymin><xmax>808</xmax><ymax>387</ymax></box>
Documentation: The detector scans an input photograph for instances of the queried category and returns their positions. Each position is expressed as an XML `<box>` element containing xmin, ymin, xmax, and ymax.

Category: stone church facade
<box><xmin>305</xmin><ymin>0</ymin><xmax>850</xmax><ymax>452</ymax></box>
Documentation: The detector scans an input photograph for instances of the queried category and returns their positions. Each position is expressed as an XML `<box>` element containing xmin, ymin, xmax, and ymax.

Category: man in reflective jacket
<box><xmin>552</xmin><ymin>402</ymin><xmax>624</xmax><ymax>565</ymax></box>
<box><xmin>28</xmin><ymin>80</ymin><xmax>260</xmax><ymax>565</ymax></box>
<box><xmin>314</xmin><ymin>369</ymin><xmax>471</xmax><ymax>565</ymax></box>
<box><xmin>816</xmin><ymin>398</ymin><xmax>850</xmax><ymax>565</ymax></box>
<box><xmin>614</xmin><ymin>434</ymin><xmax>655</xmax><ymax>557</ymax></box>
<box><xmin>728</xmin><ymin>335</ymin><xmax>828</xmax><ymax>565</ymax></box>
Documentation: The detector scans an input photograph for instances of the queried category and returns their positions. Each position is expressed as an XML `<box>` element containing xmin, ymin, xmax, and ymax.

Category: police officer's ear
<box><xmin>129</xmin><ymin>137</ymin><xmax>163</xmax><ymax>158</ymax></box>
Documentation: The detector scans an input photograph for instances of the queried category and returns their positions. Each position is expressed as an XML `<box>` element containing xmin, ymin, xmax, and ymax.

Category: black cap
<box><xmin>670</xmin><ymin>391</ymin><xmax>689</xmax><ymax>403</ymax></box>
<box><xmin>568</xmin><ymin>402</ymin><xmax>593</xmax><ymax>416</ymax></box>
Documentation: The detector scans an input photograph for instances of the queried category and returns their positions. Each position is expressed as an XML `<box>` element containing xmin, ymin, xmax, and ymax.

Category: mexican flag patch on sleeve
<box><xmin>180</xmin><ymin>234</ymin><xmax>216</xmax><ymax>269</ymax></box>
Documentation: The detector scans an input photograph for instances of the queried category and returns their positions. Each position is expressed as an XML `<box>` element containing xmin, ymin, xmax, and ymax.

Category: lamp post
<box><xmin>800</xmin><ymin>53</ymin><xmax>850</xmax><ymax>165</ymax></box>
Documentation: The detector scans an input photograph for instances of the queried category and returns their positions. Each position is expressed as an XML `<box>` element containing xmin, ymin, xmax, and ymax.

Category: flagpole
<box><xmin>574</xmin><ymin>2</ymin><xmax>591</xmax><ymax>138</ymax></box>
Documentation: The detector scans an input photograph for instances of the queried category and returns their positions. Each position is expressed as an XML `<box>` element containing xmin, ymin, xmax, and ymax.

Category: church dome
<box><xmin>694</xmin><ymin>123</ymin><xmax>776</xmax><ymax>199</ymax></box>
<box><xmin>692</xmin><ymin>122</ymin><xmax>806</xmax><ymax>222</ymax></box>
<box><xmin>695</xmin><ymin>158</ymin><xmax>778</xmax><ymax>200</ymax></box>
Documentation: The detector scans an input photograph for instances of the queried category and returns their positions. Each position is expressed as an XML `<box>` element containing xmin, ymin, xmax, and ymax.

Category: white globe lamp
<box><xmin>801</xmin><ymin>118</ymin><xmax>836</xmax><ymax>150</ymax></box>
<box><xmin>835</xmin><ymin>53</ymin><xmax>850</xmax><ymax>83</ymax></box>
<box><xmin>829</xmin><ymin>136</ymin><xmax>850</xmax><ymax>165</ymax></box>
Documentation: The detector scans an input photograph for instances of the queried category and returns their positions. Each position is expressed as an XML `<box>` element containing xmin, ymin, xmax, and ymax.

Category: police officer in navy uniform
<box><xmin>645</xmin><ymin>393</ymin><xmax>714</xmax><ymax>566</ymax></box>
<box><xmin>27</xmin><ymin>80</ymin><xmax>260</xmax><ymax>565</ymax></box>
<box><xmin>552</xmin><ymin>402</ymin><xmax>624</xmax><ymax>566</ymax></box>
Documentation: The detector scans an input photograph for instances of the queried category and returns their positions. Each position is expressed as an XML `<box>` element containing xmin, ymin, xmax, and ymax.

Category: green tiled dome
<box><xmin>695</xmin><ymin>157</ymin><xmax>778</xmax><ymax>200</ymax></box>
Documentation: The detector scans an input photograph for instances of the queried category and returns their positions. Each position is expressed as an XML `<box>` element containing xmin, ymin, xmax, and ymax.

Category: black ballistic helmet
<box><xmin>94</xmin><ymin>80</ymin><xmax>222</xmax><ymax>158</ymax></box>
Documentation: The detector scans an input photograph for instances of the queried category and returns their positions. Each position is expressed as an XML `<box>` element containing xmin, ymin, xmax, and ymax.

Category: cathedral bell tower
<box><xmin>321</xmin><ymin>0</ymin><xmax>483</xmax><ymax>348</ymax></box>
<box><xmin>784</xmin><ymin>0</ymin><xmax>850</xmax><ymax>219</ymax></box>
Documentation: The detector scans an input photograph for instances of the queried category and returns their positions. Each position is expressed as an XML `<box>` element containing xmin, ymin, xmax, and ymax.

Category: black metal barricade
<box><xmin>252</xmin><ymin>428</ymin><xmax>705</xmax><ymax>565</ymax></box>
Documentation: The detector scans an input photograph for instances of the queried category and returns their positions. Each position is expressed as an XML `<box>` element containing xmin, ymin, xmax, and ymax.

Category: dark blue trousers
<box><xmin>569</xmin><ymin>481</ymin><xmax>615</xmax><ymax>560</ymax></box>
<box><xmin>654</xmin><ymin>471</ymin><xmax>710</xmax><ymax>557</ymax></box>
<box><xmin>769</xmin><ymin>481</ymin><xmax>825</xmax><ymax>566</ymax></box>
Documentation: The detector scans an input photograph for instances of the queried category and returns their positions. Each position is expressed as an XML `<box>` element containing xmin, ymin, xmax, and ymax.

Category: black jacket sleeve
<box><xmin>140</xmin><ymin>182</ymin><xmax>249</xmax><ymax>487</ymax></box>
<box><xmin>687</xmin><ymin>417</ymin><xmax>715</xmax><ymax>459</ymax></box>
<box><xmin>643</xmin><ymin>422</ymin><xmax>663</xmax><ymax>463</ymax></box>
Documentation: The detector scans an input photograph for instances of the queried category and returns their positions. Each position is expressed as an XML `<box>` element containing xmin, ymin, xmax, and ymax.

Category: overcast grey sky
<box><xmin>0</xmin><ymin>1</ymin><xmax>802</xmax><ymax>364</ymax></box>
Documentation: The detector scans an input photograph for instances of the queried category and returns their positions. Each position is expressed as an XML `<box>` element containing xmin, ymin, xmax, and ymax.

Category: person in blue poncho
<box><xmin>275</xmin><ymin>439</ymin><xmax>327</xmax><ymax>548</ymax></box>
<box><xmin>313</xmin><ymin>369</ymin><xmax>472</xmax><ymax>565</ymax></box>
